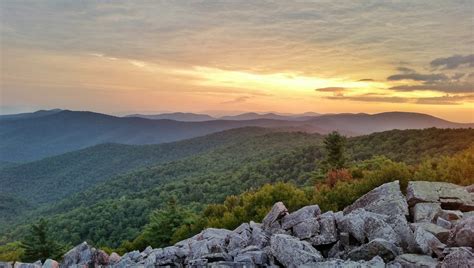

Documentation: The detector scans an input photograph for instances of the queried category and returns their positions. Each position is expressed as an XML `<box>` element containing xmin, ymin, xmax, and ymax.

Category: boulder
<box><xmin>436</xmin><ymin>217</ymin><xmax>452</xmax><ymax>229</ymax></box>
<box><xmin>411</xmin><ymin>222</ymin><xmax>450</xmax><ymax>243</ymax></box>
<box><xmin>448</xmin><ymin>216</ymin><xmax>474</xmax><ymax>247</ymax></box>
<box><xmin>262</xmin><ymin>202</ymin><xmax>288</xmax><ymax>232</ymax></box>
<box><xmin>386</xmin><ymin>216</ymin><xmax>417</xmax><ymax>253</ymax></box>
<box><xmin>440</xmin><ymin>247</ymin><xmax>474</xmax><ymax>268</ymax></box>
<box><xmin>437</xmin><ymin>209</ymin><xmax>463</xmax><ymax>221</ymax></box>
<box><xmin>234</xmin><ymin>246</ymin><xmax>269</xmax><ymax>265</ymax></box>
<box><xmin>108</xmin><ymin>252</ymin><xmax>121</xmax><ymax>264</ymax></box>
<box><xmin>61</xmin><ymin>242</ymin><xmax>94</xmax><ymax>266</ymax></box>
<box><xmin>391</xmin><ymin>254</ymin><xmax>438</xmax><ymax>268</ymax></box>
<box><xmin>466</xmin><ymin>184</ymin><xmax>474</xmax><ymax>193</ymax></box>
<box><xmin>339</xmin><ymin>209</ymin><xmax>399</xmax><ymax>245</ymax></box>
<box><xmin>13</xmin><ymin>263</ymin><xmax>41</xmax><ymax>268</ymax></box>
<box><xmin>344</xmin><ymin>181</ymin><xmax>408</xmax><ymax>217</ymax></box>
<box><xmin>249</xmin><ymin>223</ymin><xmax>270</xmax><ymax>248</ymax></box>
<box><xmin>411</xmin><ymin>203</ymin><xmax>441</xmax><ymax>222</ymax></box>
<box><xmin>0</xmin><ymin>262</ymin><xmax>13</xmax><ymax>268</ymax></box>
<box><xmin>281</xmin><ymin>205</ymin><xmax>320</xmax><ymax>230</ymax></box>
<box><xmin>413</xmin><ymin>227</ymin><xmax>445</xmax><ymax>258</ymax></box>
<box><xmin>309</xmin><ymin>211</ymin><xmax>338</xmax><ymax>246</ymax></box>
<box><xmin>270</xmin><ymin>234</ymin><xmax>323</xmax><ymax>267</ymax></box>
<box><xmin>292</xmin><ymin>218</ymin><xmax>320</xmax><ymax>239</ymax></box>
<box><xmin>41</xmin><ymin>259</ymin><xmax>58</xmax><ymax>268</ymax></box>
<box><xmin>227</xmin><ymin>223</ymin><xmax>252</xmax><ymax>253</ymax></box>
<box><xmin>307</xmin><ymin>256</ymin><xmax>385</xmax><ymax>268</ymax></box>
<box><xmin>406</xmin><ymin>181</ymin><xmax>474</xmax><ymax>211</ymax></box>
<box><xmin>346</xmin><ymin>238</ymin><xmax>401</xmax><ymax>262</ymax></box>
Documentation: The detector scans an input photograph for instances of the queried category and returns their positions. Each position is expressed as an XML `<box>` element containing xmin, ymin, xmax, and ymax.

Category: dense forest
<box><xmin>0</xmin><ymin>127</ymin><xmax>473</xmax><ymax>261</ymax></box>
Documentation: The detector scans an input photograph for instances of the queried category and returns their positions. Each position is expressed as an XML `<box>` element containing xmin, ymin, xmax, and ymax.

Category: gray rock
<box><xmin>386</xmin><ymin>216</ymin><xmax>417</xmax><ymax>253</ymax></box>
<box><xmin>281</xmin><ymin>205</ymin><xmax>321</xmax><ymax>230</ymax></box>
<box><xmin>227</xmin><ymin>224</ymin><xmax>252</xmax><ymax>253</ymax></box>
<box><xmin>234</xmin><ymin>246</ymin><xmax>268</xmax><ymax>265</ymax></box>
<box><xmin>392</xmin><ymin>254</ymin><xmax>438</xmax><ymax>268</ymax></box>
<box><xmin>411</xmin><ymin>222</ymin><xmax>450</xmax><ymax>243</ymax></box>
<box><xmin>201</xmin><ymin>252</ymin><xmax>232</xmax><ymax>262</ymax></box>
<box><xmin>262</xmin><ymin>202</ymin><xmax>288</xmax><ymax>232</ymax></box>
<box><xmin>301</xmin><ymin>256</ymin><xmax>385</xmax><ymax>268</ymax></box>
<box><xmin>347</xmin><ymin>238</ymin><xmax>401</xmax><ymax>262</ymax></box>
<box><xmin>309</xmin><ymin>211</ymin><xmax>338</xmax><ymax>246</ymax></box>
<box><xmin>411</xmin><ymin>203</ymin><xmax>441</xmax><ymax>222</ymax></box>
<box><xmin>41</xmin><ymin>259</ymin><xmax>58</xmax><ymax>268</ymax></box>
<box><xmin>448</xmin><ymin>216</ymin><xmax>474</xmax><ymax>247</ymax></box>
<box><xmin>0</xmin><ymin>262</ymin><xmax>13</xmax><ymax>268</ymax></box>
<box><xmin>440</xmin><ymin>247</ymin><xmax>474</xmax><ymax>268</ymax></box>
<box><xmin>13</xmin><ymin>263</ymin><xmax>41</xmax><ymax>268</ymax></box>
<box><xmin>270</xmin><ymin>234</ymin><xmax>323</xmax><ymax>267</ymax></box>
<box><xmin>437</xmin><ymin>209</ymin><xmax>463</xmax><ymax>221</ymax></box>
<box><xmin>465</xmin><ymin>211</ymin><xmax>474</xmax><ymax>218</ymax></box>
<box><xmin>292</xmin><ymin>218</ymin><xmax>320</xmax><ymax>239</ymax></box>
<box><xmin>249</xmin><ymin>225</ymin><xmax>270</xmax><ymax>248</ymax></box>
<box><xmin>406</xmin><ymin>181</ymin><xmax>474</xmax><ymax>211</ymax></box>
<box><xmin>339</xmin><ymin>209</ymin><xmax>399</xmax><ymax>246</ymax></box>
<box><xmin>413</xmin><ymin>227</ymin><xmax>446</xmax><ymax>258</ymax></box>
<box><xmin>109</xmin><ymin>252</ymin><xmax>121</xmax><ymax>264</ymax></box>
<box><xmin>436</xmin><ymin>217</ymin><xmax>452</xmax><ymax>229</ymax></box>
<box><xmin>344</xmin><ymin>181</ymin><xmax>408</xmax><ymax>217</ymax></box>
<box><xmin>61</xmin><ymin>241</ymin><xmax>94</xmax><ymax>266</ymax></box>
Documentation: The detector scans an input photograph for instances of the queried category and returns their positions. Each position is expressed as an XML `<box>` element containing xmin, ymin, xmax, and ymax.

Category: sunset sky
<box><xmin>1</xmin><ymin>1</ymin><xmax>473</xmax><ymax>122</ymax></box>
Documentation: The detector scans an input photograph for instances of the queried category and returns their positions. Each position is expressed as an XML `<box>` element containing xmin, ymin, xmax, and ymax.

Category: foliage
<box><xmin>0</xmin><ymin>241</ymin><xmax>24</xmax><ymax>262</ymax></box>
<box><xmin>414</xmin><ymin>145</ymin><xmax>474</xmax><ymax>185</ymax></box>
<box><xmin>128</xmin><ymin>197</ymin><xmax>195</xmax><ymax>251</ymax></box>
<box><xmin>21</xmin><ymin>218</ymin><xmax>64</xmax><ymax>262</ymax></box>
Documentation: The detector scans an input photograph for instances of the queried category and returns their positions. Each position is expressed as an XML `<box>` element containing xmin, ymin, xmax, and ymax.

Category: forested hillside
<box><xmin>1</xmin><ymin>127</ymin><xmax>473</xmax><ymax>253</ymax></box>
<box><xmin>0</xmin><ymin>127</ymin><xmax>275</xmax><ymax>209</ymax></box>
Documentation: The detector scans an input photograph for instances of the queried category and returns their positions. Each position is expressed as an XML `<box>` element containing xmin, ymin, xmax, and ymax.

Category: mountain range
<box><xmin>0</xmin><ymin>109</ymin><xmax>472</xmax><ymax>162</ymax></box>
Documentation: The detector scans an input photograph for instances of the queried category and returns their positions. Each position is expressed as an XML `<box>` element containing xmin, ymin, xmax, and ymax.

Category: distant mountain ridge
<box><xmin>0</xmin><ymin>109</ymin><xmax>471</xmax><ymax>162</ymax></box>
<box><xmin>126</xmin><ymin>112</ymin><xmax>216</xmax><ymax>122</ymax></box>
<box><xmin>126</xmin><ymin>111</ymin><xmax>322</xmax><ymax>121</ymax></box>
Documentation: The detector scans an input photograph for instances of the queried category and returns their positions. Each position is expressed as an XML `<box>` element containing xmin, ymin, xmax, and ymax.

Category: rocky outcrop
<box><xmin>344</xmin><ymin>181</ymin><xmax>409</xmax><ymax>216</ymax></box>
<box><xmin>13</xmin><ymin>181</ymin><xmax>474</xmax><ymax>267</ymax></box>
<box><xmin>406</xmin><ymin>181</ymin><xmax>474</xmax><ymax>211</ymax></box>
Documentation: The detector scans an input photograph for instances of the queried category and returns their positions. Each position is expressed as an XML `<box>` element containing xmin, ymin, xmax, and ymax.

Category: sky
<box><xmin>1</xmin><ymin>1</ymin><xmax>473</xmax><ymax>122</ymax></box>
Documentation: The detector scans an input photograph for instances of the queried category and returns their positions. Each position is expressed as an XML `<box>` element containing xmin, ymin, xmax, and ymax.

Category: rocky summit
<box><xmin>3</xmin><ymin>181</ymin><xmax>474</xmax><ymax>268</ymax></box>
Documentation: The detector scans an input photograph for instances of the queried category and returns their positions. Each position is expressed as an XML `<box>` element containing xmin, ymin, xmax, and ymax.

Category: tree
<box><xmin>133</xmin><ymin>197</ymin><xmax>194</xmax><ymax>249</ymax></box>
<box><xmin>323</xmin><ymin>131</ymin><xmax>347</xmax><ymax>170</ymax></box>
<box><xmin>22</xmin><ymin>218</ymin><xmax>63</xmax><ymax>262</ymax></box>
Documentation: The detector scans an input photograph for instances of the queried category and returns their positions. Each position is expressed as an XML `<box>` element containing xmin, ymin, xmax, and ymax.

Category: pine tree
<box><xmin>323</xmin><ymin>131</ymin><xmax>347</xmax><ymax>170</ymax></box>
<box><xmin>22</xmin><ymin>218</ymin><xmax>63</xmax><ymax>262</ymax></box>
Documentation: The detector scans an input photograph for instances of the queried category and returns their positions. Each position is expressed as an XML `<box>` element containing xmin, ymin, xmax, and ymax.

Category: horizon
<box><xmin>1</xmin><ymin>107</ymin><xmax>473</xmax><ymax>124</ymax></box>
<box><xmin>1</xmin><ymin>1</ymin><xmax>473</xmax><ymax>122</ymax></box>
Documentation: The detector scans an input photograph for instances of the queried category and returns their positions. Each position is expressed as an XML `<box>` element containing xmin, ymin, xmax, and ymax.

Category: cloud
<box><xmin>326</xmin><ymin>93</ymin><xmax>473</xmax><ymax>105</ymax></box>
<box><xmin>390</xmin><ymin>82</ymin><xmax>473</xmax><ymax>93</ymax></box>
<box><xmin>315</xmin><ymin>87</ymin><xmax>346</xmax><ymax>93</ymax></box>
<box><xmin>358</xmin><ymin>78</ymin><xmax>374</xmax><ymax>82</ymax></box>
<box><xmin>430</xmin><ymin>54</ymin><xmax>474</xmax><ymax>69</ymax></box>
<box><xmin>326</xmin><ymin>94</ymin><xmax>408</xmax><ymax>103</ymax></box>
<box><xmin>387</xmin><ymin>73</ymin><xmax>448</xmax><ymax>82</ymax></box>
<box><xmin>415</xmin><ymin>94</ymin><xmax>474</xmax><ymax>105</ymax></box>
<box><xmin>396</xmin><ymin>67</ymin><xmax>416</xmax><ymax>74</ymax></box>
<box><xmin>221</xmin><ymin>96</ymin><xmax>251</xmax><ymax>104</ymax></box>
